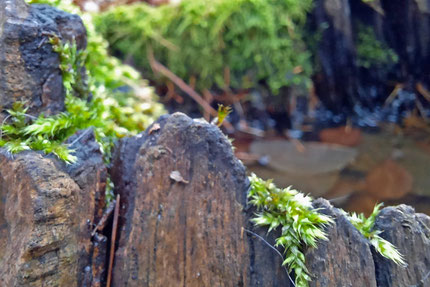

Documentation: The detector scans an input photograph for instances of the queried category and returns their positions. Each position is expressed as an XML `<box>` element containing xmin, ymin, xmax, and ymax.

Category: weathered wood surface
<box><xmin>110</xmin><ymin>113</ymin><xmax>250</xmax><ymax>286</ymax></box>
<box><xmin>0</xmin><ymin>129</ymin><xmax>106</xmax><ymax>287</ymax></box>
<box><xmin>0</xmin><ymin>112</ymin><xmax>429</xmax><ymax>287</ymax></box>
<box><xmin>0</xmin><ymin>0</ymin><xmax>86</xmax><ymax>119</ymax></box>
<box><xmin>373</xmin><ymin>205</ymin><xmax>430</xmax><ymax>287</ymax></box>
<box><xmin>110</xmin><ymin>112</ymin><xmax>292</xmax><ymax>286</ymax></box>
<box><xmin>305</xmin><ymin>198</ymin><xmax>377</xmax><ymax>287</ymax></box>
<box><xmin>244</xmin><ymin>218</ymin><xmax>293</xmax><ymax>286</ymax></box>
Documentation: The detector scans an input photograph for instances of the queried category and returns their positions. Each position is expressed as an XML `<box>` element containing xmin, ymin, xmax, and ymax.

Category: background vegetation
<box><xmin>95</xmin><ymin>0</ymin><xmax>313</xmax><ymax>95</ymax></box>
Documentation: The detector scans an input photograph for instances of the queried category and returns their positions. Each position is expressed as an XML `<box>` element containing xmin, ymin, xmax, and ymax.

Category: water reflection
<box><xmin>238</xmin><ymin>125</ymin><xmax>430</xmax><ymax>216</ymax></box>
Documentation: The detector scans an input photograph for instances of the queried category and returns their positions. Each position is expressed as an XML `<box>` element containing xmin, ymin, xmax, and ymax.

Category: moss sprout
<box><xmin>248</xmin><ymin>174</ymin><xmax>406</xmax><ymax>287</ymax></box>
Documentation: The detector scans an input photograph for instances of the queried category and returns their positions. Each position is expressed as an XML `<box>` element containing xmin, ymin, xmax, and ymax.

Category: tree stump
<box><xmin>0</xmin><ymin>0</ymin><xmax>87</xmax><ymax>119</ymax></box>
<box><xmin>373</xmin><ymin>205</ymin><xmax>430</xmax><ymax>286</ymax></box>
<box><xmin>110</xmin><ymin>112</ymin><xmax>292</xmax><ymax>286</ymax></box>
<box><xmin>0</xmin><ymin>129</ymin><xmax>106</xmax><ymax>286</ymax></box>
<box><xmin>305</xmin><ymin>199</ymin><xmax>377</xmax><ymax>287</ymax></box>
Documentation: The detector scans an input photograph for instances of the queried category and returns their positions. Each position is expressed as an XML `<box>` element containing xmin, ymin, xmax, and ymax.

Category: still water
<box><xmin>240</xmin><ymin>125</ymin><xmax>430</xmax><ymax>216</ymax></box>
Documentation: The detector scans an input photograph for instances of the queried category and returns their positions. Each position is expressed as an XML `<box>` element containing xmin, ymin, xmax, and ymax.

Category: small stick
<box><xmin>106</xmin><ymin>194</ymin><xmax>120</xmax><ymax>287</ymax></box>
<box><xmin>416</xmin><ymin>82</ymin><xmax>430</xmax><ymax>103</ymax></box>
<box><xmin>147</xmin><ymin>48</ymin><xmax>234</xmax><ymax>131</ymax></box>
<box><xmin>91</xmin><ymin>199</ymin><xmax>116</xmax><ymax>237</ymax></box>
<box><xmin>203</xmin><ymin>89</ymin><xmax>213</xmax><ymax>121</ymax></box>
<box><xmin>69</xmin><ymin>128</ymin><xmax>92</xmax><ymax>147</ymax></box>
<box><xmin>384</xmin><ymin>83</ymin><xmax>404</xmax><ymax>106</ymax></box>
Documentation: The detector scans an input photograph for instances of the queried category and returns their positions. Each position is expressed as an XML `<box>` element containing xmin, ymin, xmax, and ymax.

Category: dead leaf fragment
<box><xmin>149</xmin><ymin>123</ymin><xmax>161</xmax><ymax>134</ymax></box>
<box><xmin>170</xmin><ymin>170</ymin><xmax>189</xmax><ymax>184</ymax></box>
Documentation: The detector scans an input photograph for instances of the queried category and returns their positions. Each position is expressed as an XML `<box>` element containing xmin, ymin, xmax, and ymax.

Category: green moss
<box><xmin>0</xmin><ymin>0</ymin><xmax>165</xmax><ymax>163</ymax></box>
<box><xmin>95</xmin><ymin>0</ymin><xmax>313</xmax><ymax>95</ymax></box>
<box><xmin>345</xmin><ymin>203</ymin><xmax>406</xmax><ymax>266</ymax></box>
<box><xmin>248</xmin><ymin>174</ymin><xmax>333</xmax><ymax>287</ymax></box>
<box><xmin>248</xmin><ymin>174</ymin><xmax>405</xmax><ymax>287</ymax></box>
<box><xmin>356</xmin><ymin>24</ymin><xmax>398</xmax><ymax>69</ymax></box>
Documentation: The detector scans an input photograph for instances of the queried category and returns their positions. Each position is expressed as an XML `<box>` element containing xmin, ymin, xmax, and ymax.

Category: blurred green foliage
<box><xmin>95</xmin><ymin>0</ymin><xmax>313</xmax><ymax>95</ymax></box>
<box><xmin>356</xmin><ymin>25</ymin><xmax>398</xmax><ymax>69</ymax></box>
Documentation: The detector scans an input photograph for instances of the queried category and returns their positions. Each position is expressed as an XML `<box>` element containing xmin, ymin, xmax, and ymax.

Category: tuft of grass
<box><xmin>212</xmin><ymin>104</ymin><xmax>232</xmax><ymax>127</ymax></box>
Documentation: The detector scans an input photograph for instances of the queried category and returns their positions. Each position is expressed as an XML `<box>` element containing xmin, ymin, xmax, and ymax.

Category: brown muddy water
<box><xmin>236</xmin><ymin>125</ymin><xmax>430</xmax><ymax>216</ymax></box>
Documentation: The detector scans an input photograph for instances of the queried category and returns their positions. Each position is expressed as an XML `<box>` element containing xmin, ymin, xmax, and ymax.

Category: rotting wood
<box><xmin>91</xmin><ymin>233</ymin><xmax>108</xmax><ymax>287</ymax></box>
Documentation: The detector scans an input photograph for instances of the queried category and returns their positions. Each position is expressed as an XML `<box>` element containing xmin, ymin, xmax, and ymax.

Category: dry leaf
<box><xmin>149</xmin><ymin>123</ymin><xmax>161</xmax><ymax>134</ymax></box>
<box><xmin>170</xmin><ymin>170</ymin><xmax>189</xmax><ymax>184</ymax></box>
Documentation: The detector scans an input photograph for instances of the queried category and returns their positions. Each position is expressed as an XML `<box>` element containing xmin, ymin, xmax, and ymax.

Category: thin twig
<box><xmin>68</xmin><ymin>128</ymin><xmax>92</xmax><ymax>147</ymax></box>
<box><xmin>415</xmin><ymin>99</ymin><xmax>429</xmax><ymax>122</ymax></box>
<box><xmin>384</xmin><ymin>83</ymin><xmax>404</xmax><ymax>107</ymax></box>
<box><xmin>243</xmin><ymin>228</ymin><xmax>296</xmax><ymax>287</ymax></box>
<box><xmin>203</xmin><ymin>89</ymin><xmax>213</xmax><ymax>121</ymax></box>
<box><xmin>106</xmin><ymin>194</ymin><xmax>120</xmax><ymax>287</ymax></box>
<box><xmin>421</xmin><ymin>269</ymin><xmax>430</xmax><ymax>285</ymax></box>
<box><xmin>22</xmin><ymin>114</ymin><xmax>37</xmax><ymax>120</ymax></box>
<box><xmin>416</xmin><ymin>82</ymin><xmax>430</xmax><ymax>103</ymax></box>
<box><xmin>147</xmin><ymin>47</ymin><xmax>234</xmax><ymax>131</ymax></box>
<box><xmin>91</xmin><ymin>199</ymin><xmax>116</xmax><ymax>237</ymax></box>
<box><xmin>236</xmin><ymin>121</ymin><xmax>265</xmax><ymax>137</ymax></box>
<box><xmin>409</xmin><ymin>268</ymin><xmax>430</xmax><ymax>287</ymax></box>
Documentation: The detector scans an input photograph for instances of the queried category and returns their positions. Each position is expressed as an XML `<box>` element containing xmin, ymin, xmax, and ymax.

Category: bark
<box><xmin>0</xmin><ymin>129</ymin><xmax>106</xmax><ymax>287</ymax></box>
<box><xmin>0</xmin><ymin>0</ymin><xmax>87</xmax><ymax>120</ymax></box>
<box><xmin>373</xmin><ymin>205</ymin><xmax>430</xmax><ymax>287</ymax></box>
<box><xmin>311</xmin><ymin>0</ymin><xmax>358</xmax><ymax>114</ymax></box>
<box><xmin>305</xmin><ymin>198</ymin><xmax>377</xmax><ymax>287</ymax></box>
<box><xmin>110</xmin><ymin>112</ymin><xmax>292</xmax><ymax>286</ymax></box>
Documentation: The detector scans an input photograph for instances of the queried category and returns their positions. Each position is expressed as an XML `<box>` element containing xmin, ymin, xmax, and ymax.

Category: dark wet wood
<box><xmin>305</xmin><ymin>199</ymin><xmax>377</xmax><ymax>287</ymax></box>
<box><xmin>110</xmin><ymin>113</ymin><xmax>292</xmax><ymax>286</ymax></box>
<box><xmin>373</xmin><ymin>205</ymin><xmax>430</xmax><ymax>287</ymax></box>
<box><xmin>0</xmin><ymin>129</ymin><xmax>106</xmax><ymax>286</ymax></box>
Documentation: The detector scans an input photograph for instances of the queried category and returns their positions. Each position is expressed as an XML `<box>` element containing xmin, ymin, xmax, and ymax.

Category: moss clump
<box><xmin>1</xmin><ymin>0</ymin><xmax>165</xmax><ymax>163</ymax></box>
<box><xmin>356</xmin><ymin>25</ymin><xmax>398</xmax><ymax>69</ymax></box>
<box><xmin>346</xmin><ymin>203</ymin><xmax>406</xmax><ymax>266</ymax></box>
<box><xmin>248</xmin><ymin>173</ymin><xmax>333</xmax><ymax>287</ymax></box>
<box><xmin>95</xmin><ymin>0</ymin><xmax>313</xmax><ymax>95</ymax></box>
<box><xmin>248</xmin><ymin>174</ymin><xmax>405</xmax><ymax>287</ymax></box>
